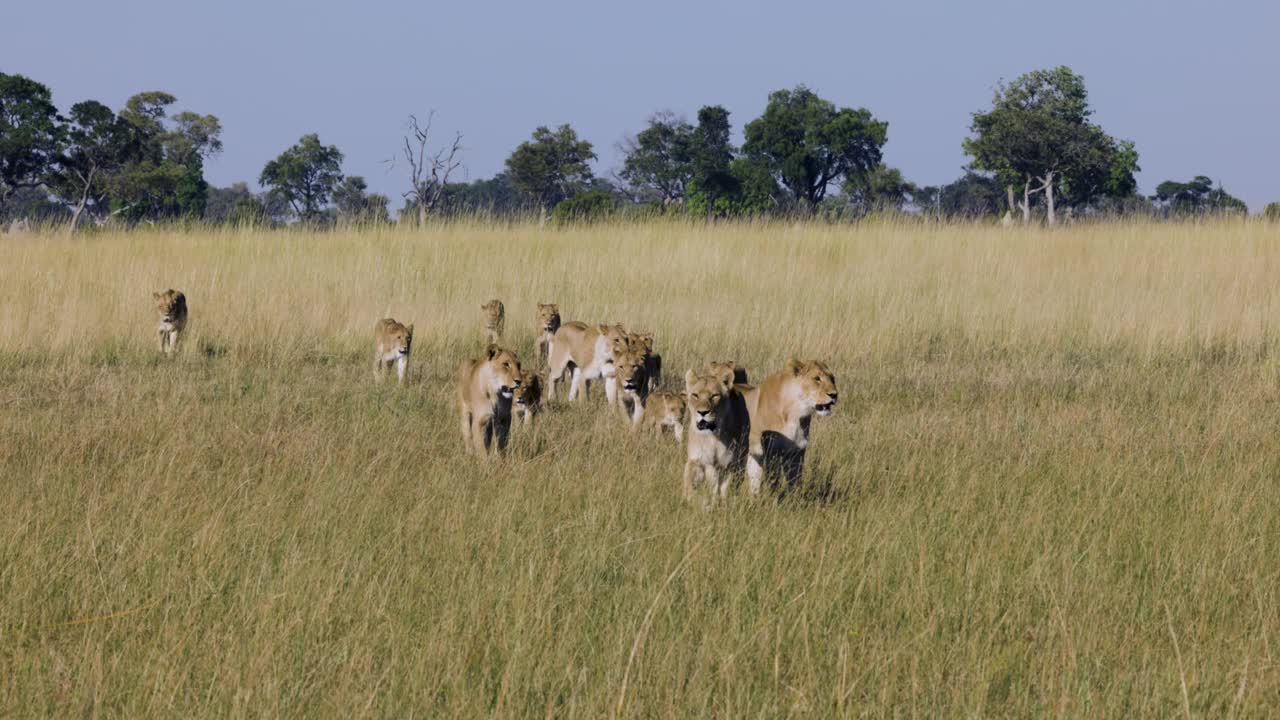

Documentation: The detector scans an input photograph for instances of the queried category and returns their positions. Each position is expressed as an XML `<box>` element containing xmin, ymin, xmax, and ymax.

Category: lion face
<box><xmin>387</xmin><ymin>323</ymin><xmax>413</xmax><ymax>356</ymax></box>
<box><xmin>705</xmin><ymin>360</ymin><xmax>746</xmax><ymax>385</ymax></box>
<box><xmin>153</xmin><ymin>289</ymin><xmax>186</xmax><ymax>324</ymax></box>
<box><xmin>600</xmin><ymin>324</ymin><xmax>629</xmax><ymax>358</ymax></box>
<box><xmin>614</xmin><ymin>346</ymin><xmax>647</xmax><ymax>393</ymax></box>
<box><xmin>485</xmin><ymin>344</ymin><xmax>522</xmax><ymax>399</ymax></box>
<box><xmin>481</xmin><ymin>300</ymin><xmax>504</xmax><ymax>325</ymax></box>
<box><xmin>786</xmin><ymin>358</ymin><xmax>838</xmax><ymax>416</ymax></box>
<box><xmin>513</xmin><ymin>369</ymin><xmax>541</xmax><ymax>407</ymax></box>
<box><xmin>630</xmin><ymin>332</ymin><xmax>655</xmax><ymax>354</ymax></box>
<box><xmin>684</xmin><ymin>369</ymin><xmax>732</xmax><ymax>433</ymax></box>
<box><xmin>536</xmin><ymin>303</ymin><xmax>561</xmax><ymax>333</ymax></box>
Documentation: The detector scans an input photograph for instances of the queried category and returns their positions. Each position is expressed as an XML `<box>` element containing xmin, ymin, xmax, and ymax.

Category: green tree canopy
<box><xmin>333</xmin><ymin>175</ymin><xmax>390</xmax><ymax>225</ymax></box>
<box><xmin>619</xmin><ymin>111</ymin><xmax>694</xmax><ymax>205</ymax></box>
<box><xmin>1152</xmin><ymin>176</ymin><xmax>1247</xmax><ymax>216</ymax></box>
<box><xmin>504</xmin><ymin>124</ymin><xmax>595</xmax><ymax>209</ymax></box>
<box><xmin>0</xmin><ymin>73</ymin><xmax>62</xmax><ymax>211</ymax></box>
<box><xmin>964</xmin><ymin>66</ymin><xmax>1138</xmax><ymax>224</ymax></box>
<box><xmin>743</xmin><ymin>86</ymin><xmax>887</xmax><ymax>211</ymax></box>
<box><xmin>47</xmin><ymin>100</ymin><xmax>127</xmax><ymax>228</ymax></box>
<box><xmin>259</xmin><ymin>134</ymin><xmax>344</xmax><ymax>223</ymax></box>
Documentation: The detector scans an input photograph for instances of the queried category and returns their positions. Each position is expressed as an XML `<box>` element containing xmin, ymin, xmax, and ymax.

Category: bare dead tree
<box><xmin>394</xmin><ymin>112</ymin><xmax>463</xmax><ymax>225</ymax></box>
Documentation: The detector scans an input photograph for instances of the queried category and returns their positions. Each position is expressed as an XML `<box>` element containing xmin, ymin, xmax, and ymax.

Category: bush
<box><xmin>550</xmin><ymin>190</ymin><xmax>616</xmax><ymax>225</ymax></box>
<box><xmin>1264</xmin><ymin>203</ymin><xmax>1280</xmax><ymax>222</ymax></box>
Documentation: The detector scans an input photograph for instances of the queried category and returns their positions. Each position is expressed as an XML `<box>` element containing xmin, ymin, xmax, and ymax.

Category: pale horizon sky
<box><xmin>5</xmin><ymin>0</ymin><xmax>1278</xmax><ymax>210</ymax></box>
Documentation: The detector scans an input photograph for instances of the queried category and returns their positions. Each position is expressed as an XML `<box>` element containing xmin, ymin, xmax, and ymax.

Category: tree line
<box><xmin>1</xmin><ymin>66</ymin><xmax>1273</xmax><ymax>230</ymax></box>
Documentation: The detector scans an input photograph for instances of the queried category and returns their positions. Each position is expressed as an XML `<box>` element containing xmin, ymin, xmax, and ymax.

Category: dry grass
<box><xmin>2</xmin><ymin>219</ymin><xmax>1279</xmax><ymax>717</ymax></box>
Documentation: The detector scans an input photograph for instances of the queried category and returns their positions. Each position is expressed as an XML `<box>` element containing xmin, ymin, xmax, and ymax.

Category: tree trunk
<box><xmin>417</xmin><ymin>200</ymin><xmax>427</xmax><ymax>226</ymax></box>
<box><xmin>1042</xmin><ymin>171</ymin><xmax>1057</xmax><ymax>226</ymax></box>
<box><xmin>1020</xmin><ymin>180</ymin><xmax>1032</xmax><ymax>224</ymax></box>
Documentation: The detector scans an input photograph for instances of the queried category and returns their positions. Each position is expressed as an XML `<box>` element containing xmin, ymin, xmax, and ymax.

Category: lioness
<box><xmin>612</xmin><ymin>342</ymin><xmax>650</xmax><ymax>426</ymax></box>
<box><xmin>153</xmin><ymin>289</ymin><xmax>188</xmax><ymax>354</ymax></box>
<box><xmin>682</xmin><ymin>366</ymin><xmax>748</xmax><ymax>506</ymax></box>
<box><xmin>373</xmin><ymin>318</ymin><xmax>414</xmax><ymax>384</ymax></box>
<box><xmin>513</xmin><ymin>368</ymin><xmax>542</xmax><ymax>426</ymax></box>
<box><xmin>642</xmin><ymin>391</ymin><xmax>686</xmax><ymax>443</ymax></box>
<box><xmin>705</xmin><ymin>360</ymin><xmax>748</xmax><ymax>385</ymax></box>
<box><xmin>546</xmin><ymin>322</ymin><xmax>630</xmax><ymax>403</ymax></box>
<box><xmin>481</xmin><ymin>299</ymin><xmax>505</xmax><ymax>344</ymax></box>
<box><xmin>454</xmin><ymin>344</ymin><xmax>523</xmax><ymax>456</ymax></box>
<box><xmin>740</xmin><ymin>359</ymin><xmax>838</xmax><ymax>494</ymax></box>
<box><xmin>535</xmin><ymin>303</ymin><xmax>561</xmax><ymax>368</ymax></box>
<box><xmin>630</xmin><ymin>332</ymin><xmax>662</xmax><ymax>391</ymax></box>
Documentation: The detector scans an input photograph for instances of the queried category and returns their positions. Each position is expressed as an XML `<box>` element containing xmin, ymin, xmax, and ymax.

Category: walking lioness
<box><xmin>546</xmin><ymin>322</ymin><xmax>630</xmax><ymax>403</ymax></box>
<box><xmin>373</xmin><ymin>318</ymin><xmax>414</xmax><ymax>384</ymax></box>
<box><xmin>535</xmin><ymin>303</ymin><xmax>561</xmax><ymax>368</ymax></box>
<box><xmin>642</xmin><ymin>391</ymin><xmax>686</xmax><ymax>443</ymax></box>
<box><xmin>454</xmin><ymin>344</ymin><xmax>523</xmax><ymax>456</ymax></box>
<box><xmin>682</xmin><ymin>366</ymin><xmax>748</xmax><ymax>506</ymax></box>
<box><xmin>153</xmin><ymin>289</ymin><xmax>188</xmax><ymax>354</ymax></box>
<box><xmin>481</xmin><ymin>299</ymin><xmax>505</xmax><ymax>344</ymax></box>
<box><xmin>612</xmin><ymin>342</ymin><xmax>650</xmax><ymax>427</ymax></box>
<box><xmin>740</xmin><ymin>359</ymin><xmax>838</xmax><ymax>494</ymax></box>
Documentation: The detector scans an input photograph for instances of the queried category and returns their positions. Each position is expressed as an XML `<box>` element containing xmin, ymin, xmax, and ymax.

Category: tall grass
<box><xmin>2</xmin><ymin>219</ymin><xmax>1279</xmax><ymax>717</ymax></box>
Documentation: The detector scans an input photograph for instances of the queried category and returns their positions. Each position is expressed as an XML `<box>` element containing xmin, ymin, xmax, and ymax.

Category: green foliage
<box><xmin>915</xmin><ymin>172</ymin><xmax>1006</xmax><ymax>218</ymax></box>
<box><xmin>686</xmin><ymin>158</ymin><xmax>783</xmax><ymax>218</ymax></box>
<box><xmin>619</xmin><ymin>111</ymin><xmax>694</xmax><ymax>204</ymax></box>
<box><xmin>1265</xmin><ymin>203</ymin><xmax>1280</xmax><ymax>222</ymax></box>
<box><xmin>841</xmin><ymin>164</ymin><xmax>917</xmax><ymax>215</ymax></box>
<box><xmin>259</xmin><ymin>133</ymin><xmax>344</xmax><ymax>223</ymax></box>
<box><xmin>964</xmin><ymin>66</ymin><xmax>1138</xmax><ymax>216</ymax></box>
<box><xmin>743</xmin><ymin>86</ymin><xmax>887</xmax><ymax>209</ymax></box>
<box><xmin>550</xmin><ymin>189</ymin><xmax>615</xmax><ymax>224</ymax></box>
<box><xmin>1153</xmin><ymin>176</ymin><xmax>1247</xmax><ymax>216</ymax></box>
<box><xmin>47</xmin><ymin>100</ymin><xmax>126</xmax><ymax>225</ymax></box>
<box><xmin>504</xmin><ymin>124</ymin><xmax>595</xmax><ymax>208</ymax></box>
<box><xmin>0</xmin><ymin>73</ymin><xmax>61</xmax><ymax>210</ymax></box>
<box><xmin>333</xmin><ymin>176</ymin><xmax>390</xmax><ymax>225</ymax></box>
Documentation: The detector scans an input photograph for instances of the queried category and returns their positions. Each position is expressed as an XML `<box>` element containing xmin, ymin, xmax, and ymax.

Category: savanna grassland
<box><xmin>3</xmin><ymin>220</ymin><xmax>1280</xmax><ymax>718</ymax></box>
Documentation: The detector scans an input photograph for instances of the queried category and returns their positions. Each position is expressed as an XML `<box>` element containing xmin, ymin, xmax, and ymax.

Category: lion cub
<box><xmin>683</xmin><ymin>366</ymin><xmax>748</xmax><ymax>506</ymax></box>
<box><xmin>454</xmin><ymin>344</ymin><xmax>523</xmax><ymax>456</ymax></box>
<box><xmin>373</xmin><ymin>318</ymin><xmax>414</xmax><ymax>384</ymax></box>
<box><xmin>642</xmin><ymin>391</ymin><xmax>686</xmax><ymax>443</ymax></box>
<box><xmin>481</xmin><ymin>299</ymin><xmax>505</xmax><ymax>344</ymax></box>
<box><xmin>740</xmin><ymin>359</ymin><xmax>838</xmax><ymax>494</ymax></box>
<box><xmin>153</xmin><ymin>289</ymin><xmax>188</xmax><ymax>354</ymax></box>
<box><xmin>513</xmin><ymin>368</ymin><xmax>542</xmax><ymax>426</ymax></box>
<box><xmin>535</xmin><ymin>303</ymin><xmax>561</xmax><ymax>368</ymax></box>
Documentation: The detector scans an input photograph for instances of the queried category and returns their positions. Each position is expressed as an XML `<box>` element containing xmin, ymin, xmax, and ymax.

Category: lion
<box><xmin>373</xmin><ymin>318</ymin><xmax>414</xmax><ymax>384</ymax></box>
<box><xmin>481</xmin><ymin>299</ymin><xmax>505</xmax><ymax>344</ymax></box>
<box><xmin>513</xmin><ymin>368</ymin><xmax>542</xmax><ymax>426</ymax></box>
<box><xmin>153</xmin><ymin>289</ymin><xmax>188</xmax><ymax>354</ymax></box>
<box><xmin>535</xmin><ymin>303</ymin><xmax>561</xmax><ymax>368</ymax></box>
<box><xmin>739</xmin><ymin>359</ymin><xmax>838</xmax><ymax>494</ymax></box>
<box><xmin>546</xmin><ymin>322</ymin><xmax>630</xmax><ymax>403</ymax></box>
<box><xmin>704</xmin><ymin>360</ymin><xmax>748</xmax><ymax>386</ymax></box>
<box><xmin>641</xmin><ymin>391</ymin><xmax>686</xmax><ymax>443</ymax></box>
<box><xmin>454</xmin><ymin>344</ymin><xmax>523</xmax><ymax>456</ymax></box>
<box><xmin>612</xmin><ymin>342</ymin><xmax>650</xmax><ymax>426</ymax></box>
<box><xmin>630</xmin><ymin>332</ymin><xmax>662</xmax><ymax>391</ymax></box>
<box><xmin>682</xmin><ymin>366</ymin><xmax>749</xmax><ymax>506</ymax></box>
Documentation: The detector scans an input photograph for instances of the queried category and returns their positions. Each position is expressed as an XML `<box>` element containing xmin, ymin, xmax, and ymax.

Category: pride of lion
<box><xmin>148</xmin><ymin>289</ymin><xmax>837</xmax><ymax>504</ymax></box>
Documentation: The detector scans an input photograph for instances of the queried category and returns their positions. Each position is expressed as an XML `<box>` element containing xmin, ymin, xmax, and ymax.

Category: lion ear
<box><xmin>407</xmin><ymin>323</ymin><xmax>414</xmax><ymax>336</ymax></box>
<box><xmin>786</xmin><ymin>357</ymin><xmax>804</xmax><ymax>376</ymax></box>
<box><xmin>153</xmin><ymin>291</ymin><xmax>162</xmax><ymax>300</ymax></box>
<box><xmin>684</xmin><ymin>368</ymin><xmax>697</xmax><ymax>390</ymax></box>
<box><xmin>550</xmin><ymin>304</ymin><xmax>558</xmax><ymax>312</ymax></box>
<box><xmin>716</xmin><ymin>367</ymin><xmax>735</xmax><ymax>388</ymax></box>
<box><xmin>486</xmin><ymin>343</ymin><xmax>499</xmax><ymax>359</ymax></box>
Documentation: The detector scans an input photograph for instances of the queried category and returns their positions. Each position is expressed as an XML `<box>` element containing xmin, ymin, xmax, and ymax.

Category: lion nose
<box><xmin>697</xmin><ymin>409</ymin><xmax>709</xmax><ymax>417</ymax></box>
<box><xmin>512</xmin><ymin>378</ymin><xmax>522</xmax><ymax>387</ymax></box>
<box><xmin>829</xmin><ymin>392</ymin><xmax>838</xmax><ymax>402</ymax></box>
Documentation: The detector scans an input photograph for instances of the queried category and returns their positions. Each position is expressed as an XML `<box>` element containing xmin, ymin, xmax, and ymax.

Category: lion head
<box><xmin>513</xmin><ymin>368</ymin><xmax>542</xmax><ymax>408</ymax></box>
<box><xmin>651</xmin><ymin>391</ymin><xmax>686</xmax><ymax>425</ymax></box>
<box><xmin>484</xmin><ymin>344</ymin><xmax>522</xmax><ymax>399</ymax></box>
<box><xmin>153</xmin><ymin>289</ymin><xmax>186</xmax><ymax>324</ymax></box>
<box><xmin>481</xmin><ymin>299</ymin><xmax>505</xmax><ymax>326</ymax></box>
<box><xmin>705</xmin><ymin>360</ymin><xmax>748</xmax><ymax>386</ymax></box>
<box><xmin>684</xmin><ymin>367</ymin><xmax>734</xmax><ymax>433</ymax></box>
<box><xmin>785</xmin><ymin>358</ymin><xmax>838</xmax><ymax>416</ymax></box>
<box><xmin>384</xmin><ymin>321</ymin><xmax>413</xmax><ymax>356</ymax></box>
<box><xmin>536</xmin><ymin>303</ymin><xmax>561</xmax><ymax>334</ymax></box>
<box><xmin>614</xmin><ymin>344</ymin><xmax>648</xmax><ymax>394</ymax></box>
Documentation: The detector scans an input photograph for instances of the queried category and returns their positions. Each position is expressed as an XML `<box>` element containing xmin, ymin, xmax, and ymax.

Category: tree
<box><xmin>0</xmin><ymin>73</ymin><xmax>62</xmax><ymax>213</ymax></box>
<box><xmin>619</xmin><ymin>111</ymin><xmax>694</xmax><ymax>205</ymax></box>
<box><xmin>333</xmin><ymin>175</ymin><xmax>390</xmax><ymax>225</ymax></box>
<box><xmin>689</xmin><ymin>105</ymin><xmax>737</xmax><ymax>219</ymax></box>
<box><xmin>742</xmin><ymin>86</ymin><xmax>887</xmax><ymax>211</ymax></box>
<box><xmin>432</xmin><ymin>173</ymin><xmax>523</xmax><ymax>217</ymax></box>
<box><xmin>964</xmin><ymin>66</ymin><xmax>1138</xmax><ymax>225</ymax></box>
<box><xmin>397</xmin><ymin>112</ymin><xmax>462</xmax><ymax>225</ymax></box>
<box><xmin>841</xmin><ymin>164</ymin><xmax>917</xmax><ymax>215</ymax></box>
<box><xmin>259</xmin><ymin>134</ymin><xmax>344</xmax><ymax>223</ymax></box>
<box><xmin>1152</xmin><ymin>176</ymin><xmax>1247</xmax><ymax>216</ymax></box>
<box><xmin>1265</xmin><ymin>203</ymin><xmax>1280</xmax><ymax>222</ymax></box>
<box><xmin>47</xmin><ymin>100</ymin><xmax>126</xmax><ymax>230</ymax></box>
<box><xmin>504</xmin><ymin>124</ymin><xmax>596</xmax><ymax>210</ymax></box>
<box><xmin>105</xmin><ymin>92</ymin><xmax>222</xmax><ymax>221</ymax></box>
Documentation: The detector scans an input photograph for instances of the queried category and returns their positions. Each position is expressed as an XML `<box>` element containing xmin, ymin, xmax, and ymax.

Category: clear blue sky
<box><xmin>5</xmin><ymin>0</ymin><xmax>1278</xmax><ymax>210</ymax></box>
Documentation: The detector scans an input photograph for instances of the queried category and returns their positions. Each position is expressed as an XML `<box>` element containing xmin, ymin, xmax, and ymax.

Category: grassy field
<box><xmin>3</xmin><ymin>219</ymin><xmax>1280</xmax><ymax>717</ymax></box>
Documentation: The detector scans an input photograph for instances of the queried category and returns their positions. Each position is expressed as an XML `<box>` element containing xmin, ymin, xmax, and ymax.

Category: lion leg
<box><xmin>158</xmin><ymin>328</ymin><xmax>166</xmax><ymax>353</ymax></box>
<box><xmin>604</xmin><ymin>376</ymin><xmax>617</xmax><ymax>406</ymax></box>
<box><xmin>396</xmin><ymin>356</ymin><xmax>407</xmax><ymax>385</ymax></box>
<box><xmin>460</xmin><ymin>410</ymin><xmax>473</xmax><ymax>453</ymax></box>
<box><xmin>494</xmin><ymin>415</ymin><xmax>511</xmax><ymax>454</ymax></box>
<box><xmin>569</xmin><ymin>368</ymin><xmax>584</xmax><ymax>401</ymax></box>
<box><xmin>673</xmin><ymin>423</ymin><xmax>683</xmax><ymax>444</ymax></box>
<box><xmin>682</xmin><ymin>461</ymin><xmax>701</xmax><ymax>501</ymax></box>
<box><xmin>747</xmin><ymin>449</ymin><xmax>765</xmax><ymax>497</ymax></box>
<box><xmin>170</xmin><ymin>330</ymin><xmax>180</xmax><ymax>353</ymax></box>
<box><xmin>478</xmin><ymin>416</ymin><xmax>494</xmax><ymax>455</ymax></box>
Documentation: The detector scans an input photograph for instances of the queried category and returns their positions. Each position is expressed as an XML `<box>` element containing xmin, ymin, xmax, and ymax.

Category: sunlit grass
<box><xmin>2</xmin><ymin>218</ymin><xmax>1278</xmax><ymax>717</ymax></box>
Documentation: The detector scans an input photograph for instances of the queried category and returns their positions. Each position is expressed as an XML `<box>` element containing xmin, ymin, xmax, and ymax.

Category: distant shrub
<box><xmin>550</xmin><ymin>190</ymin><xmax>616</xmax><ymax>225</ymax></box>
<box><xmin>1264</xmin><ymin>203</ymin><xmax>1280</xmax><ymax>222</ymax></box>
